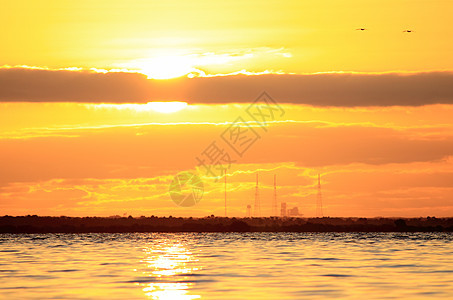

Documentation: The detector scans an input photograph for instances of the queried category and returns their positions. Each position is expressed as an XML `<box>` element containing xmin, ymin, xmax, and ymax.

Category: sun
<box><xmin>90</xmin><ymin>102</ymin><xmax>188</xmax><ymax>113</ymax></box>
<box><xmin>132</xmin><ymin>55</ymin><xmax>196</xmax><ymax>79</ymax></box>
<box><xmin>119</xmin><ymin>51</ymin><xmax>256</xmax><ymax>79</ymax></box>
<box><xmin>148</xmin><ymin>101</ymin><xmax>188</xmax><ymax>113</ymax></box>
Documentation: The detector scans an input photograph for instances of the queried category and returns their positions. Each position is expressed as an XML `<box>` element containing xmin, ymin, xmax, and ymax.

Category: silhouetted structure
<box><xmin>272</xmin><ymin>174</ymin><xmax>278</xmax><ymax>216</ymax></box>
<box><xmin>254</xmin><ymin>173</ymin><xmax>260</xmax><ymax>217</ymax></box>
<box><xmin>246</xmin><ymin>205</ymin><xmax>251</xmax><ymax>217</ymax></box>
<box><xmin>281</xmin><ymin>202</ymin><xmax>287</xmax><ymax>217</ymax></box>
<box><xmin>224</xmin><ymin>170</ymin><xmax>227</xmax><ymax>217</ymax></box>
<box><xmin>288</xmin><ymin>207</ymin><xmax>302</xmax><ymax>217</ymax></box>
<box><xmin>316</xmin><ymin>174</ymin><xmax>323</xmax><ymax>217</ymax></box>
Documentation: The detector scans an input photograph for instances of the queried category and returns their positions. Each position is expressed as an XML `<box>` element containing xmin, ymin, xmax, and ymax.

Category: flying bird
<box><xmin>403</xmin><ymin>30</ymin><xmax>413</xmax><ymax>33</ymax></box>
<box><xmin>356</xmin><ymin>28</ymin><xmax>367</xmax><ymax>31</ymax></box>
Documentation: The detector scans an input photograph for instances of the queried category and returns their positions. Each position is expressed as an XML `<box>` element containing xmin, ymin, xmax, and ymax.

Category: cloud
<box><xmin>1</xmin><ymin>67</ymin><xmax>453</xmax><ymax>106</ymax></box>
<box><xmin>0</xmin><ymin>67</ymin><xmax>151</xmax><ymax>102</ymax></box>
<box><xmin>2</xmin><ymin>160</ymin><xmax>453</xmax><ymax>217</ymax></box>
<box><xmin>1</xmin><ymin>121</ymin><xmax>453</xmax><ymax>188</ymax></box>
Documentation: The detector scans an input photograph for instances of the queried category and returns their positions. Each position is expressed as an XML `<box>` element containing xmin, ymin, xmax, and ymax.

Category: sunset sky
<box><xmin>1</xmin><ymin>0</ymin><xmax>453</xmax><ymax>217</ymax></box>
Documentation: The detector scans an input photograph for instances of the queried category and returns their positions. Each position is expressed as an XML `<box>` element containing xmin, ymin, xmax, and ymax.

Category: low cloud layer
<box><xmin>1</xmin><ymin>68</ymin><xmax>453</xmax><ymax>106</ymax></box>
<box><xmin>1</xmin><ymin>122</ymin><xmax>452</xmax><ymax>186</ymax></box>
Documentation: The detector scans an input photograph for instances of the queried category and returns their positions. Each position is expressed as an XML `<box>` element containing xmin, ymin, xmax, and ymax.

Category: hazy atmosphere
<box><xmin>2</xmin><ymin>0</ymin><xmax>453</xmax><ymax>218</ymax></box>
<box><xmin>2</xmin><ymin>1</ymin><xmax>453</xmax><ymax>300</ymax></box>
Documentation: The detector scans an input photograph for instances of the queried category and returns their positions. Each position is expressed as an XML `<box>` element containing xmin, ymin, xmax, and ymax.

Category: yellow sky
<box><xmin>1</xmin><ymin>102</ymin><xmax>453</xmax><ymax>217</ymax></box>
<box><xmin>2</xmin><ymin>0</ymin><xmax>453</xmax><ymax>75</ymax></box>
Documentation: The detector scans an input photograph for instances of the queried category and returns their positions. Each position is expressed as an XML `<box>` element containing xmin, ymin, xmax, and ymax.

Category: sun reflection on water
<box><xmin>140</xmin><ymin>241</ymin><xmax>201</xmax><ymax>300</ymax></box>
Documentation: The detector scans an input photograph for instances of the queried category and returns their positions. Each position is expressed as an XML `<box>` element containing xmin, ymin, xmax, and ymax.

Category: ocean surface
<box><xmin>1</xmin><ymin>232</ymin><xmax>452</xmax><ymax>299</ymax></box>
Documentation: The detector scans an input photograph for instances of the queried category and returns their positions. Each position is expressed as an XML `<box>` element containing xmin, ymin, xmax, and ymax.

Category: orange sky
<box><xmin>1</xmin><ymin>1</ymin><xmax>453</xmax><ymax>217</ymax></box>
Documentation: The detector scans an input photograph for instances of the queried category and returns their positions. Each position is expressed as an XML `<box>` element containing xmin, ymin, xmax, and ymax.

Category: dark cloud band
<box><xmin>1</xmin><ymin>68</ymin><xmax>452</xmax><ymax>106</ymax></box>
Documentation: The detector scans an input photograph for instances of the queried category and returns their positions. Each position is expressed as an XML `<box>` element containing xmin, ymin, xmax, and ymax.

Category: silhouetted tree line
<box><xmin>0</xmin><ymin>216</ymin><xmax>452</xmax><ymax>233</ymax></box>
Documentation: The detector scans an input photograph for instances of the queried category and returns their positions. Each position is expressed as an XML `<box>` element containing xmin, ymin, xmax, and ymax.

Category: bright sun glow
<box><xmin>139</xmin><ymin>56</ymin><xmax>195</xmax><ymax>79</ymax></box>
<box><xmin>117</xmin><ymin>52</ymin><xmax>254</xmax><ymax>79</ymax></box>
<box><xmin>148</xmin><ymin>101</ymin><xmax>188</xmax><ymax>113</ymax></box>
<box><xmin>91</xmin><ymin>102</ymin><xmax>188</xmax><ymax>113</ymax></box>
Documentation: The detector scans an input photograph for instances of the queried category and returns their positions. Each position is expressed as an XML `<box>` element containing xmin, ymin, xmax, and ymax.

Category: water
<box><xmin>1</xmin><ymin>233</ymin><xmax>452</xmax><ymax>299</ymax></box>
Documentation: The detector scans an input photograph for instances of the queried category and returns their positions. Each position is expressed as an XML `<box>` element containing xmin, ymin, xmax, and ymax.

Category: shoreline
<box><xmin>1</xmin><ymin>216</ymin><xmax>452</xmax><ymax>233</ymax></box>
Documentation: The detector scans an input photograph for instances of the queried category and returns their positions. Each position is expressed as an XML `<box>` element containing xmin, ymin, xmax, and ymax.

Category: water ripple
<box><xmin>0</xmin><ymin>232</ymin><xmax>452</xmax><ymax>299</ymax></box>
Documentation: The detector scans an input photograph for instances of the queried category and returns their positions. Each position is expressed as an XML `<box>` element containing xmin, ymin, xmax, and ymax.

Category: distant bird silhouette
<box><xmin>356</xmin><ymin>28</ymin><xmax>367</xmax><ymax>31</ymax></box>
<box><xmin>403</xmin><ymin>30</ymin><xmax>413</xmax><ymax>33</ymax></box>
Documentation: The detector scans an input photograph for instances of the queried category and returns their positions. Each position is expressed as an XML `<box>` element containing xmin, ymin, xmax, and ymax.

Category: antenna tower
<box><xmin>272</xmin><ymin>174</ymin><xmax>278</xmax><ymax>216</ymax></box>
<box><xmin>316</xmin><ymin>173</ymin><xmax>324</xmax><ymax>217</ymax></box>
<box><xmin>224</xmin><ymin>170</ymin><xmax>227</xmax><ymax>217</ymax></box>
<box><xmin>254</xmin><ymin>173</ymin><xmax>260</xmax><ymax>217</ymax></box>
